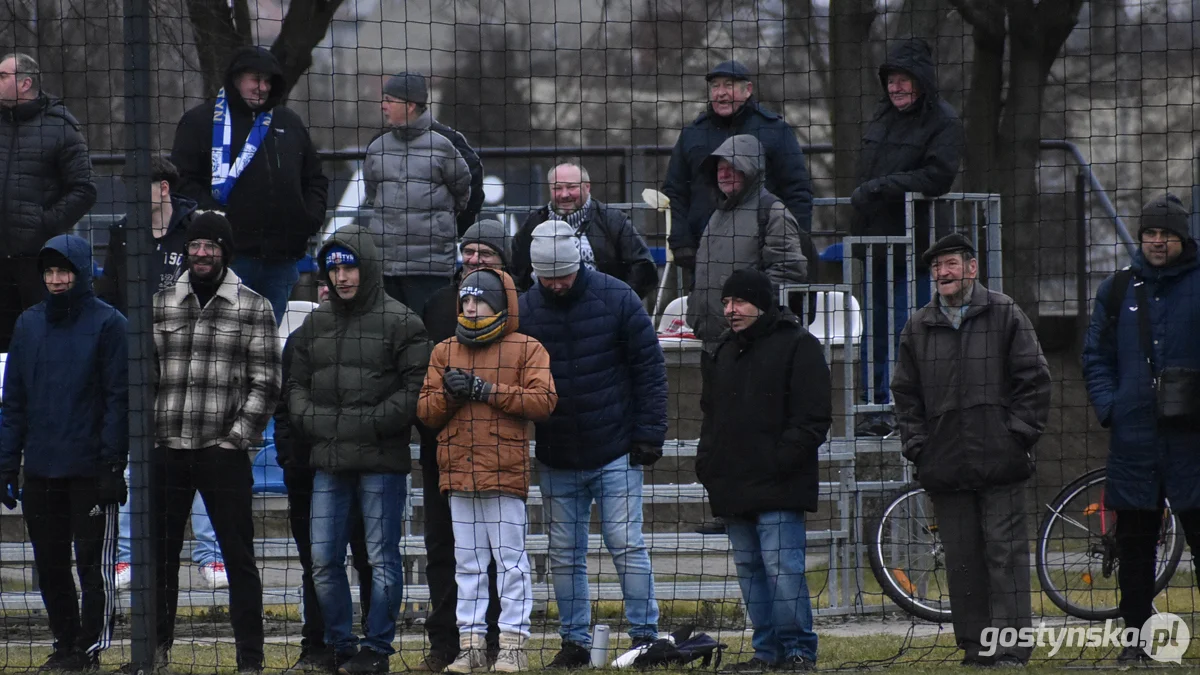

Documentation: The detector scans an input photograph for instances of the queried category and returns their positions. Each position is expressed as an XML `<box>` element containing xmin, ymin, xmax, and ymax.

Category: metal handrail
<box><xmin>1040</xmin><ymin>139</ymin><xmax>1137</xmax><ymax>258</ymax></box>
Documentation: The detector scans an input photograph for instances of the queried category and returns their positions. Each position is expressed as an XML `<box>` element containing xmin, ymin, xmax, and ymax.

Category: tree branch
<box><xmin>271</xmin><ymin>0</ymin><xmax>349</xmax><ymax>100</ymax></box>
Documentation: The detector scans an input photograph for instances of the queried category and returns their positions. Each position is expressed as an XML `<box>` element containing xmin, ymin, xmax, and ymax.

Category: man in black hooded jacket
<box><xmin>0</xmin><ymin>52</ymin><xmax>96</xmax><ymax>352</ymax></box>
<box><xmin>170</xmin><ymin>46</ymin><xmax>329</xmax><ymax>325</ymax></box>
<box><xmin>851</xmin><ymin>38</ymin><xmax>964</xmax><ymax>436</ymax></box>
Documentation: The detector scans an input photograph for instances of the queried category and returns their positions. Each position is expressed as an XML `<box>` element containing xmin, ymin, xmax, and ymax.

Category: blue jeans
<box><xmin>310</xmin><ymin>471</ymin><xmax>406</xmax><ymax>655</ymax></box>
<box><xmin>230</xmin><ymin>257</ymin><xmax>300</xmax><ymax>326</ymax></box>
<box><xmin>538</xmin><ymin>456</ymin><xmax>659</xmax><ymax>646</ymax></box>
<box><xmin>725</xmin><ymin>511</ymin><xmax>817</xmax><ymax>664</ymax></box>
<box><xmin>860</xmin><ymin>267</ymin><xmax>931</xmax><ymax>404</ymax></box>
<box><xmin>119</xmin><ymin>466</ymin><xmax>222</xmax><ymax>566</ymax></box>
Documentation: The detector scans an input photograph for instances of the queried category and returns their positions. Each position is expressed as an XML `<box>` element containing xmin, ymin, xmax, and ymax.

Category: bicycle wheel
<box><xmin>1037</xmin><ymin>468</ymin><xmax>1185</xmax><ymax>621</ymax></box>
<box><xmin>868</xmin><ymin>484</ymin><xmax>953</xmax><ymax>623</ymax></box>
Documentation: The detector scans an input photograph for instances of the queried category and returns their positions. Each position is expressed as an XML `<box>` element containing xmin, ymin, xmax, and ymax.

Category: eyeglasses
<box><xmin>187</xmin><ymin>240</ymin><xmax>220</xmax><ymax>254</ymax></box>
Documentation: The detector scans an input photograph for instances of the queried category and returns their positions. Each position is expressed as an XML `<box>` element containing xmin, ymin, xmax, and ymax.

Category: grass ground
<box><xmin>1</xmin><ymin>620</ymin><xmax>1199</xmax><ymax>673</ymax></box>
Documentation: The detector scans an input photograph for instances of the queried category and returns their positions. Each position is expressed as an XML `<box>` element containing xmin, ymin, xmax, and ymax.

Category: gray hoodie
<box><xmin>687</xmin><ymin>134</ymin><xmax>808</xmax><ymax>347</ymax></box>
<box><xmin>364</xmin><ymin>110</ymin><xmax>472</xmax><ymax>277</ymax></box>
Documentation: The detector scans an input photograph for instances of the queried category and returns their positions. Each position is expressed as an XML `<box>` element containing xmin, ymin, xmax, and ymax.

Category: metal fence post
<box><xmin>122</xmin><ymin>0</ymin><xmax>158</xmax><ymax>667</ymax></box>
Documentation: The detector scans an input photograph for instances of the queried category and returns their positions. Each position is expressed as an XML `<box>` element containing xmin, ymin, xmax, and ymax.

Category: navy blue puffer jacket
<box><xmin>1083</xmin><ymin>246</ymin><xmax>1200</xmax><ymax>511</ymax></box>
<box><xmin>518</xmin><ymin>267</ymin><xmax>668</xmax><ymax>470</ymax></box>
<box><xmin>0</xmin><ymin>234</ymin><xmax>128</xmax><ymax>478</ymax></box>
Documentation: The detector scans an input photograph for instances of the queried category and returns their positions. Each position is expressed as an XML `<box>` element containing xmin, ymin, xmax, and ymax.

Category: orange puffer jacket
<box><xmin>417</xmin><ymin>270</ymin><xmax>557</xmax><ymax>498</ymax></box>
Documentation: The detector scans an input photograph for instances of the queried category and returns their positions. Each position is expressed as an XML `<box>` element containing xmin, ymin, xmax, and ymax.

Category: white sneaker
<box><xmin>492</xmin><ymin>633</ymin><xmax>527</xmax><ymax>673</ymax></box>
<box><xmin>446</xmin><ymin>634</ymin><xmax>488</xmax><ymax>674</ymax></box>
<box><xmin>114</xmin><ymin>562</ymin><xmax>132</xmax><ymax>590</ymax></box>
<box><xmin>199</xmin><ymin>562</ymin><xmax>229</xmax><ymax>589</ymax></box>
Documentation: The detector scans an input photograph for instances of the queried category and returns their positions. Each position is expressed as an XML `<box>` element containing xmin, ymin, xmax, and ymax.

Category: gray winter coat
<box><xmin>364</xmin><ymin>110</ymin><xmax>471</xmax><ymax>278</ymax></box>
<box><xmin>686</xmin><ymin>134</ymin><xmax>808</xmax><ymax>348</ymax></box>
<box><xmin>891</xmin><ymin>282</ymin><xmax>1051</xmax><ymax>492</ymax></box>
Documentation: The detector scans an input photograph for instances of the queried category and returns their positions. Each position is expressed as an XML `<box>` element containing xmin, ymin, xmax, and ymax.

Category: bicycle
<box><xmin>867</xmin><ymin>468</ymin><xmax>1184</xmax><ymax>623</ymax></box>
<box><xmin>1035</xmin><ymin>467</ymin><xmax>1184</xmax><ymax>620</ymax></box>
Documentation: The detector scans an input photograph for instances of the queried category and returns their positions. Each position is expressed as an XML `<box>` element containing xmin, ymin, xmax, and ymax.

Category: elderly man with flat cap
<box><xmin>662</xmin><ymin>59</ymin><xmax>813</xmax><ymax>283</ymax></box>
<box><xmin>891</xmin><ymin>232</ymin><xmax>1050</xmax><ymax>668</ymax></box>
<box><xmin>368</xmin><ymin>72</ymin><xmax>473</xmax><ymax>316</ymax></box>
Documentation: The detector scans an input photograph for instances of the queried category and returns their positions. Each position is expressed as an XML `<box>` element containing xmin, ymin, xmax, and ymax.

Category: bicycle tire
<box><xmin>1036</xmin><ymin>467</ymin><xmax>1185</xmax><ymax>621</ymax></box>
<box><xmin>867</xmin><ymin>484</ymin><xmax>953</xmax><ymax>623</ymax></box>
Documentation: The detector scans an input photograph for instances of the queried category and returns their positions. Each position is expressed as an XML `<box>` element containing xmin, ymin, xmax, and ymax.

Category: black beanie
<box><xmin>185</xmin><ymin>211</ymin><xmax>235</xmax><ymax>261</ymax></box>
<box><xmin>721</xmin><ymin>267</ymin><xmax>775</xmax><ymax>312</ymax></box>
<box><xmin>1140</xmin><ymin>193</ymin><xmax>1191</xmax><ymax>241</ymax></box>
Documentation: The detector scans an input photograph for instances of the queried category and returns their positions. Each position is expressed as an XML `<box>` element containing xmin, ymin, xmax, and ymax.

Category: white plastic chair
<box><xmin>806</xmin><ymin>292</ymin><xmax>864</xmax><ymax>346</ymax></box>
<box><xmin>657</xmin><ymin>296</ymin><xmax>692</xmax><ymax>335</ymax></box>
<box><xmin>279</xmin><ymin>301</ymin><xmax>320</xmax><ymax>348</ymax></box>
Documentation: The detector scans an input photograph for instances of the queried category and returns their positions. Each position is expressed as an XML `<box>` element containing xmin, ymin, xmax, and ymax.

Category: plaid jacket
<box><xmin>153</xmin><ymin>269</ymin><xmax>281</xmax><ymax>450</ymax></box>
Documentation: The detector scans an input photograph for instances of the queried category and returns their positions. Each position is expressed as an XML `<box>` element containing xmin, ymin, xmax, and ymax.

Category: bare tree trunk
<box><xmin>886</xmin><ymin>0</ymin><xmax>949</xmax><ymax>40</ymax></box>
<box><xmin>829</xmin><ymin>0</ymin><xmax>878</xmax><ymax>200</ymax></box>
<box><xmin>185</xmin><ymin>0</ymin><xmax>251</xmax><ymax>97</ymax></box>
<box><xmin>272</xmin><ymin>0</ymin><xmax>349</xmax><ymax>101</ymax></box>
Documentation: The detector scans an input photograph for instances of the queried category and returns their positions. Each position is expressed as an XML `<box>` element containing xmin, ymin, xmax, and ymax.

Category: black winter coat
<box><xmin>851</xmin><ymin>39</ymin><xmax>963</xmax><ymax>260</ymax></box>
<box><xmin>96</xmin><ymin>195</ymin><xmax>198</xmax><ymax>314</ymax></box>
<box><xmin>512</xmin><ymin>201</ymin><xmax>659</xmax><ymax>300</ymax></box>
<box><xmin>663</xmin><ymin>98</ymin><xmax>813</xmax><ymax>253</ymax></box>
<box><xmin>696</xmin><ymin>309</ymin><xmax>832</xmax><ymax>516</ymax></box>
<box><xmin>170</xmin><ymin>46</ymin><xmax>329</xmax><ymax>261</ymax></box>
<box><xmin>0</xmin><ymin>94</ymin><xmax>96</xmax><ymax>255</ymax></box>
<box><xmin>892</xmin><ymin>283</ymin><xmax>1051</xmax><ymax>493</ymax></box>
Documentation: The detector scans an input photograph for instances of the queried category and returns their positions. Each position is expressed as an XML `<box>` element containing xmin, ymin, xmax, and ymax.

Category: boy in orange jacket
<box><xmin>418</xmin><ymin>268</ymin><xmax>556</xmax><ymax>673</ymax></box>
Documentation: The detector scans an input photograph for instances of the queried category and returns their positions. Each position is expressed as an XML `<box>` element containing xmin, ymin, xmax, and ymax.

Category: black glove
<box><xmin>673</xmin><ymin>247</ymin><xmax>696</xmax><ymax>271</ymax></box>
<box><xmin>96</xmin><ymin>464</ymin><xmax>128</xmax><ymax>508</ymax></box>
<box><xmin>0</xmin><ymin>472</ymin><xmax>17</xmax><ymax>510</ymax></box>
<box><xmin>443</xmin><ymin>367</ymin><xmax>472</xmax><ymax>401</ymax></box>
<box><xmin>629</xmin><ymin>443</ymin><xmax>664</xmax><ymax>467</ymax></box>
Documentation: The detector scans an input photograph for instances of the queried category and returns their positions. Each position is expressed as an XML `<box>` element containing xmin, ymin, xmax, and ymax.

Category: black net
<box><xmin>0</xmin><ymin>0</ymin><xmax>1196</xmax><ymax>671</ymax></box>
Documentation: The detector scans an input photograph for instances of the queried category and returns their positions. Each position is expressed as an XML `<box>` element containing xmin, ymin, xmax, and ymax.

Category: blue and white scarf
<box><xmin>210</xmin><ymin>87</ymin><xmax>274</xmax><ymax>205</ymax></box>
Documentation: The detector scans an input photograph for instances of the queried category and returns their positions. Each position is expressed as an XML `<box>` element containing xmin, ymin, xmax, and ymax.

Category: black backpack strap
<box><xmin>1106</xmin><ymin>268</ymin><xmax>1133</xmax><ymax>330</ymax></box>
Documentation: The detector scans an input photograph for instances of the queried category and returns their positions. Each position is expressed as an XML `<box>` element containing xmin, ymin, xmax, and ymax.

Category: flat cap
<box><xmin>706</xmin><ymin>60</ymin><xmax>751</xmax><ymax>82</ymax></box>
<box><xmin>922</xmin><ymin>232</ymin><xmax>976</xmax><ymax>266</ymax></box>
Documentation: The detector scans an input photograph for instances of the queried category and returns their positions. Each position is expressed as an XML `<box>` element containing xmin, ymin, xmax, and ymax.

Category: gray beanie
<box><xmin>383</xmin><ymin>72</ymin><xmax>428</xmax><ymax>105</ymax></box>
<box><xmin>529</xmin><ymin>220</ymin><xmax>581</xmax><ymax>278</ymax></box>
<box><xmin>460</xmin><ymin>269</ymin><xmax>507</xmax><ymax>314</ymax></box>
<box><xmin>461</xmin><ymin>219</ymin><xmax>511</xmax><ymax>267</ymax></box>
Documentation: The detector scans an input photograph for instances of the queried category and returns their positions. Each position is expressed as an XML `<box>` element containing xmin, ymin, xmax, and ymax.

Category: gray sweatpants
<box><xmin>928</xmin><ymin>481</ymin><xmax>1033</xmax><ymax>662</ymax></box>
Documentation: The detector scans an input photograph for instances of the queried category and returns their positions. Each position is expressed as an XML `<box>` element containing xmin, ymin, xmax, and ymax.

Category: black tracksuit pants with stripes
<box><xmin>22</xmin><ymin>475</ymin><xmax>119</xmax><ymax>656</ymax></box>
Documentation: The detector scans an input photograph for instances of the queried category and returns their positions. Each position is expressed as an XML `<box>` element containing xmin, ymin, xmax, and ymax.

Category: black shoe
<box><xmin>412</xmin><ymin>651</ymin><xmax>454</xmax><ymax>673</ymax></box>
<box><xmin>992</xmin><ymin>654</ymin><xmax>1027</xmax><ymax>668</ymax></box>
<box><xmin>855</xmin><ymin>412</ymin><xmax>897</xmax><ymax>437</ymax></box>
<box><xmin>338</xmin><ymin>648</ymin><xmax>390</xmax><ymax>675</ymax></box>
<box><xmin>778</xmin><ymin>655</ymin><xmax>817</xmax><ymax>671</ymax></box>
<box><xmin>547</xmin><ymin>642</ymin><xmax>591</xmax><ymax>669</ymax></box>
<box><xmin>1117</xmin><ymin>646</ymin><xmax>1152</xmax><ymax>666</ymax></box>
<box><xmin>286</xmin><ymin>646</ymin><xmax>334</xmax><ymax>673</ymax></box>
<box><xmin>631</xmin><ymin>636</ymin><xmax>657</xmax><ymax>649</ymax></box>
<box><xmin>40</xmin><ymin>650</ymin><xmax>98</xmax><ymax>673</ymax></box>
<box><xmin>723</xmin><ymin>658</ymin><xmax>772</xmax><ymax>673</ymax></box>
<box><xmin>961</xmin><ymin>654</ymin><xmax>991</xmax><ymax>668</ymax></box>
